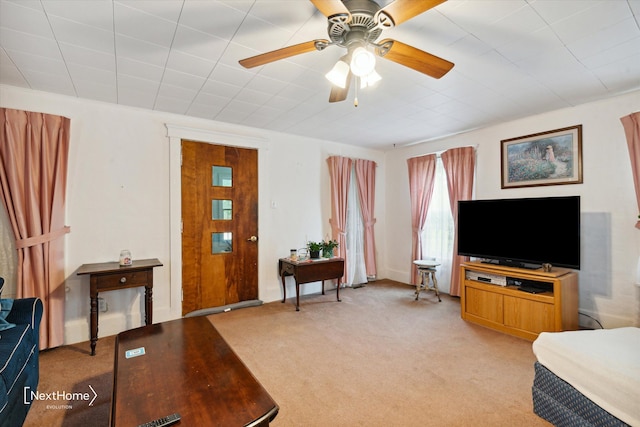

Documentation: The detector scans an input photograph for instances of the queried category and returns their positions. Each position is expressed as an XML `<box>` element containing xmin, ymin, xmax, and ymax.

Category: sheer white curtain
<box><xmin>421</xmin><ymin>157</ymin><xmax>454</xmax><ymax>292</ymax></box>
<box><xmin>346</xmin><ymin>167</ymin><xmax>367</xmax><ymax>286</ymax></box>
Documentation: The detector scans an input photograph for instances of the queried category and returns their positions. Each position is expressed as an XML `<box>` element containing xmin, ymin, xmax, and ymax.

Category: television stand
<box><xmin>460</xmin><ymin>261</ymin><xmax>578</xmax><ymax>340</ymax></box>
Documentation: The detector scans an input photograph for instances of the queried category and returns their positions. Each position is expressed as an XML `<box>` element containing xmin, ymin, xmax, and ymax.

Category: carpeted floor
<box><xmin>24</xmin><ymin>335</ymin><xmax>114</xmax><ymax>426</ymax></box>
<box><xmin>24</xmin><ymin>279</ymin><xmax>549</xmax><ymax>426</ymax></box>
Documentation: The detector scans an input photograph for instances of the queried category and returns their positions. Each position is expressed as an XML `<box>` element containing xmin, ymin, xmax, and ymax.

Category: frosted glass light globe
<box><xmin>350</xmin><ymin>47</ymin><xmax>376</xmax><ymax>77</ymax></box>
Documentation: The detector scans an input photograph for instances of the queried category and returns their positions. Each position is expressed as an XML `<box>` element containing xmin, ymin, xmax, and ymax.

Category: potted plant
<box><xmin>321</xmin><ymin>239</ymin><xmax>339</xmax><ymax>258</ymax></box>
<box><xmin>307</xmin><ymin>241</ymin><xmax>323</xmax><ymax>259</ymax></box>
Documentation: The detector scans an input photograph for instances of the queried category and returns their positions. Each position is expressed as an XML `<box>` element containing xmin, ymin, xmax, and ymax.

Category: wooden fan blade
<box><xmin>329</xmin><ymin>72</ymin><xmax>352</xmax><ymax>103</ymax></box>
<box><xmin>377</xmin><ymin>0</ymin><xmax>446</xmax><ymax>27</ymax></box>
<box><xmin>376</xmin><ymin>38</ymin><xmax>454</xmax><ymax>79</ymax></box>
<box><xmin>239</xmin><ymin>40</ymin><xmax>328</xmax><ymax>68</ymax></box>
<box><xmin>310</xmin><ymin>0</ymin><xmax>351</xmax><ymax>20</ymax></box>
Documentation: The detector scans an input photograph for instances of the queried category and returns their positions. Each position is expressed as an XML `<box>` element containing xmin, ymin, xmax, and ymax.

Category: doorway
<box><xmin>181</xmin><ymin>140</ymin><xmax>258</xmax><ymax>316</ymax></box>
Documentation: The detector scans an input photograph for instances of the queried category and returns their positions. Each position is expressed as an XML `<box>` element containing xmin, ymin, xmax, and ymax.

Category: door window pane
<box><xmin>212</xmin><ymin>166</ymin><xmax>232</xmax><ymax>187</ymax></box>
<box><xmin>212</xmin><ymin>200</ymin><xmax>232</xmax><ymax>220</ymax></box>
<box><xmin>212</xmin><ymin>232</ymin><xmax>232</xmax><ymax>254</ymax></box>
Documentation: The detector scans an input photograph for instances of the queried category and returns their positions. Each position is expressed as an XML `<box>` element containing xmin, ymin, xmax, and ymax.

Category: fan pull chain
<box><xmin>354</xmin><ymin>77</ymin><xmax>359</xmax><ymax>107</ymax></box>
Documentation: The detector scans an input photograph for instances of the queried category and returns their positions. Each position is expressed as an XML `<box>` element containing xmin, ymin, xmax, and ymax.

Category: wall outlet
<box><xmin>98</xmin><ymin>297</ymin><xmax>108</xmax><ymax>312</ymax></box>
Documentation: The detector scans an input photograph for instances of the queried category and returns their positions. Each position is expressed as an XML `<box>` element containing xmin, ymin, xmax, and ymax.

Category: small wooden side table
<box><xmin>77</xmin><ymin>258</ymin><xmax>163</xmax><ymax>355</ymax></box>
<box><xmin>278</xmin><ymin>257</ymin><xmax>344</xmax><ymax>311</ymax></box>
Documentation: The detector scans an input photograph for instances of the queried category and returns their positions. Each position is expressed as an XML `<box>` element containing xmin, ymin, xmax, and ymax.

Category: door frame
<box><xmin>165</xmin><ymin>124</ymin><xmax>267</xmax><ymax>321</ymax></box>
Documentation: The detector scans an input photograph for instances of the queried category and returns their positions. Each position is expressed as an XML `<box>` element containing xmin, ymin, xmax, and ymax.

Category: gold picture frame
<box><xmin>501</xmin><ymin>125</ymin><xmax>583</xmax><ymax>189</ymax></box>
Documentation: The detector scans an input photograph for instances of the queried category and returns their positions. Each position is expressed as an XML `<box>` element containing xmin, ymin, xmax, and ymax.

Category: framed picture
<box><xmin>501</xmin><ymin>125</ymin><xmax>583</xmax><ymax>189</ymax></box>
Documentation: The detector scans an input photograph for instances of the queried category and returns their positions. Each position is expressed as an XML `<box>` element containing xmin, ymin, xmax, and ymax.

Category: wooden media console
<box><xmin>460</xmin><ymin>261</ymin><xmax>579</xmax><ymax>340</ymax></box>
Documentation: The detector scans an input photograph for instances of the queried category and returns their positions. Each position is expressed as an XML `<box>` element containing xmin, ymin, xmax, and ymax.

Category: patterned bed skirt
<box><xmin>532</xmin><ymin>362</ymin><xmax>629</xmax><ymax>427</ymax></box>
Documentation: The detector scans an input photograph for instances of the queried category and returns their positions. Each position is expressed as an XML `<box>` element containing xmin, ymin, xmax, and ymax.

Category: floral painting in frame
<box><xmin>501</xmin><ymin>125</ymin><xmax>583</xmax><ymax>189</ymax></box>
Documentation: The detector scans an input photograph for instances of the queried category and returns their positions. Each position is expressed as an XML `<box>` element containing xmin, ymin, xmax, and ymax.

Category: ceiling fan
<box><xmin>238</xmin><ymin>0</ymin><xmax>454</xmax><ymax>104</ymax></box>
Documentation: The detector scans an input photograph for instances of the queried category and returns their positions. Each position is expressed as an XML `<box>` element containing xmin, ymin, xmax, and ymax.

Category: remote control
<box><xmin>137</xmin><ymin>412</ymin><xmax>181</xmax><ymax>427</ymax></box>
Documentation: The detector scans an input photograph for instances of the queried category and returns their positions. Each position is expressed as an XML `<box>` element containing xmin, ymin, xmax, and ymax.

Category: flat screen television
<box><xmin>457</xmin><ymin>196</ymin><xmax>580</xmax><ymax>270</ymax></box>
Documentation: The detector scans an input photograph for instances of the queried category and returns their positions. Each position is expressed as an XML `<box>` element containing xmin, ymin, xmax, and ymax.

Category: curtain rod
<box><xmin>406</xmin><ymin>144</ymin><xmax>478</xmax><ymax>161</ymax></box>
<box><xmin>326</xmin><ymin>154</ymin><xmax>378</xmax><ymax>166</ymax></box>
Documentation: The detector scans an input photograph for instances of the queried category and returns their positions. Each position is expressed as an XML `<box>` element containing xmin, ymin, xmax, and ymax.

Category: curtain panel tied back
<box><xmin>355</xmin><ymin>159</ymin><xmax>377</xmax><ymax>278</ymax></box>
<box><xmin>441</xmin><ymin>146</ymin><xmax>475</xmax><ymax>296</ymax></box>
<box><xmin>407</xmin><ymin>154</ymin><xmax>437</xmax><ymax>285</ymax></box>
<box><xmin>620</xmin><ymin>112</ymin><xmax>640</xmax><ymax>230</ymax></box>
<box><xmin>327</xmin><ymin>156</ymin><xmax>352</xmax><ymax>282</ymax></box>
<box><xmin>0</xmin><ymin>108</ymin><xmax>71</xmax><ymax>350</ymax></box>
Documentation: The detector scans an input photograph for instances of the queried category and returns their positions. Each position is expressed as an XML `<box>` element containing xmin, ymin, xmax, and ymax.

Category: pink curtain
<box><xmin>327</xmin><ymin>156</ymin><xmax>352</xmax><ymax>282</ymax></box>
<box><xmin>441</xmin><ymin>146</ymin><xmax>476</xmax><ymax>296</ymax></box>
<box><xmin>620</xmin><ymin>112</ymin><xmax>640</xmax><ymax>229</ymax></box>
<box><xmin>407</xmin><ymin>154</ymin><xmax>437</xmax><ymax>284</ymax></box>
<box><xmin>0</xmin><ymin>108</ymin><xmax>71</xmax><ymax>349</ymax></box>
<box><xmin>355</xmin><ymin>159</ymin><xmax>377</xmax><ymax>278</ymax></box>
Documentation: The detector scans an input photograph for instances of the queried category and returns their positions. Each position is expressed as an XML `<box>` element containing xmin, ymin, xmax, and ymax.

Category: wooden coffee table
<box><xmin>110</xmin><ymin>316</ymin><xmax>278</xmax><ymax>426</ymax></box>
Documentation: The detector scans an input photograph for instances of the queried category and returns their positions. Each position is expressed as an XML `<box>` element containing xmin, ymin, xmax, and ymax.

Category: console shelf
<box><xmin>460</xmin><ymin>261</ymin><xmax>579</xmax><ymax>340</ymax></box>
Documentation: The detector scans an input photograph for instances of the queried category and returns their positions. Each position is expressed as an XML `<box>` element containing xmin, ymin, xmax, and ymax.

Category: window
<box><xmin>421</xmin><ymin>157</ymin><xmax>454</xmax><ymax>291</ymax></box>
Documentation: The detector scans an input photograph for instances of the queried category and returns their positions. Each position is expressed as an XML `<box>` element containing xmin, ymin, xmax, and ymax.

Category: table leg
<box><xmin>295</xmin><ymin>280</ymin><xmax>300</xmax><ymax>311</ymax></box>
<box><xmin>281</xmin><ymin>275</ymin><xmax>286</xmax><ymax>303</ymax></box>
<box><xmin>321</xmin><ymin>280</ymin><xmax>325</xmax><ymax>295</ymax></box>
<box><xmin>90</xmin><ymin>293</ymin><xmax>98</xmax><ymax>356</ymax></box>
<box><xmin>336</xmin><ymin>280</ymin><xmax>341</xmax><ymax>302</ymax></box>
<box><xmin>144</xmin><ymin>285</ymin><xmax>153</xmax><ymax>325</ymax></box>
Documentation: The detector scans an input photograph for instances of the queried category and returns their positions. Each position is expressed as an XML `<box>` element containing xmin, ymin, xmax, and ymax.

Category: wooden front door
<box><xmin>181</xmin><ymin>141</ymin><xmax>258</xmax><ymax>316</ymax></box>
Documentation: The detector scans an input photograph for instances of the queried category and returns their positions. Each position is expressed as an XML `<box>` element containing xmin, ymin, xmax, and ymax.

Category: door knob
<box><xmin>247</xmin><ymin>236</ymin><xmax>258</xmax><ymax>242</ymax></box>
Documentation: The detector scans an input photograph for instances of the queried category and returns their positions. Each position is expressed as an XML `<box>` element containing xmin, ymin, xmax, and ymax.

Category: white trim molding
<box><xmin>165</xmin><ymin>124</ymin><xmax>268</xmax><ymax>148</ymax></box>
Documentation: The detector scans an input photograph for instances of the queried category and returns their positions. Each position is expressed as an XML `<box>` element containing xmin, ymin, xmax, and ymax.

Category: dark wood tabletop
<box><xmin>110</xmin><ymin>316</ymin><xmax>279</xmax><ymax>426</ymax></box>
<box><xmin>77</xmin><ymin>258</ymin><xmax>163</xmax><ymax>276</ymax></box>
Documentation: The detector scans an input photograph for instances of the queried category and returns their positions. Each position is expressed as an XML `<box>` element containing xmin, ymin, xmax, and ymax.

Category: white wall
<box><xmin>0</xmin><ymin>85</ymin><xmax>386</xmax><ymax>345</ymax></box>
<box><xmin>385</xmin><ymin>90</ymin><xmax>640</xmax><ymax>328</ymax></box>
<box><xmin>2</xmin><ymin>83</ymin><xmax>638</xmax><ymax>341</ymax></box>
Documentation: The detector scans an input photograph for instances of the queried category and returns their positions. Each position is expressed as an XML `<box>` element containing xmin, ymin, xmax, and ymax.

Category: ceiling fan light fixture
<box><xmin>360</xmin><ymin>70</ymin><xmax>382</xmax><ymax>88</ymax></box>
<box><xmin>240</xmin><ymin>1</ymin><xmax>455</xmax><ymax>105</ymax></box>
<box><xmin>325</xmin><ymin>59</ymin><xmax>350</xmax><ymax>88</ymax></box>
<box><xmin>350</xmin><ymin>46</ymin><xmax>376</xmax><ymax>77</ymax></box>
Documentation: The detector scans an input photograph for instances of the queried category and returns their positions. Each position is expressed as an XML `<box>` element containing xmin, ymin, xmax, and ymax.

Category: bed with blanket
<box><xmin>531</xmin><ymin>327</ymin><xmax>640</xmax><ymax>427</ymax></box>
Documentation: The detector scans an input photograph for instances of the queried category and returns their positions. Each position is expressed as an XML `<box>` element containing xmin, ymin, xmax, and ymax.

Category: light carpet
<box><xmin>25</xmin><ymin>279</ymin><xmax>548</xmax><ymax>426</ymax></box>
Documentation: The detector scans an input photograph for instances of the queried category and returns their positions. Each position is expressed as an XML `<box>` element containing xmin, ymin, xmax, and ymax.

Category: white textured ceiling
<box><xmin>1</xmin><ymin>0</ymin><xmax>639</xmax><ymax>149</ymax></box>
